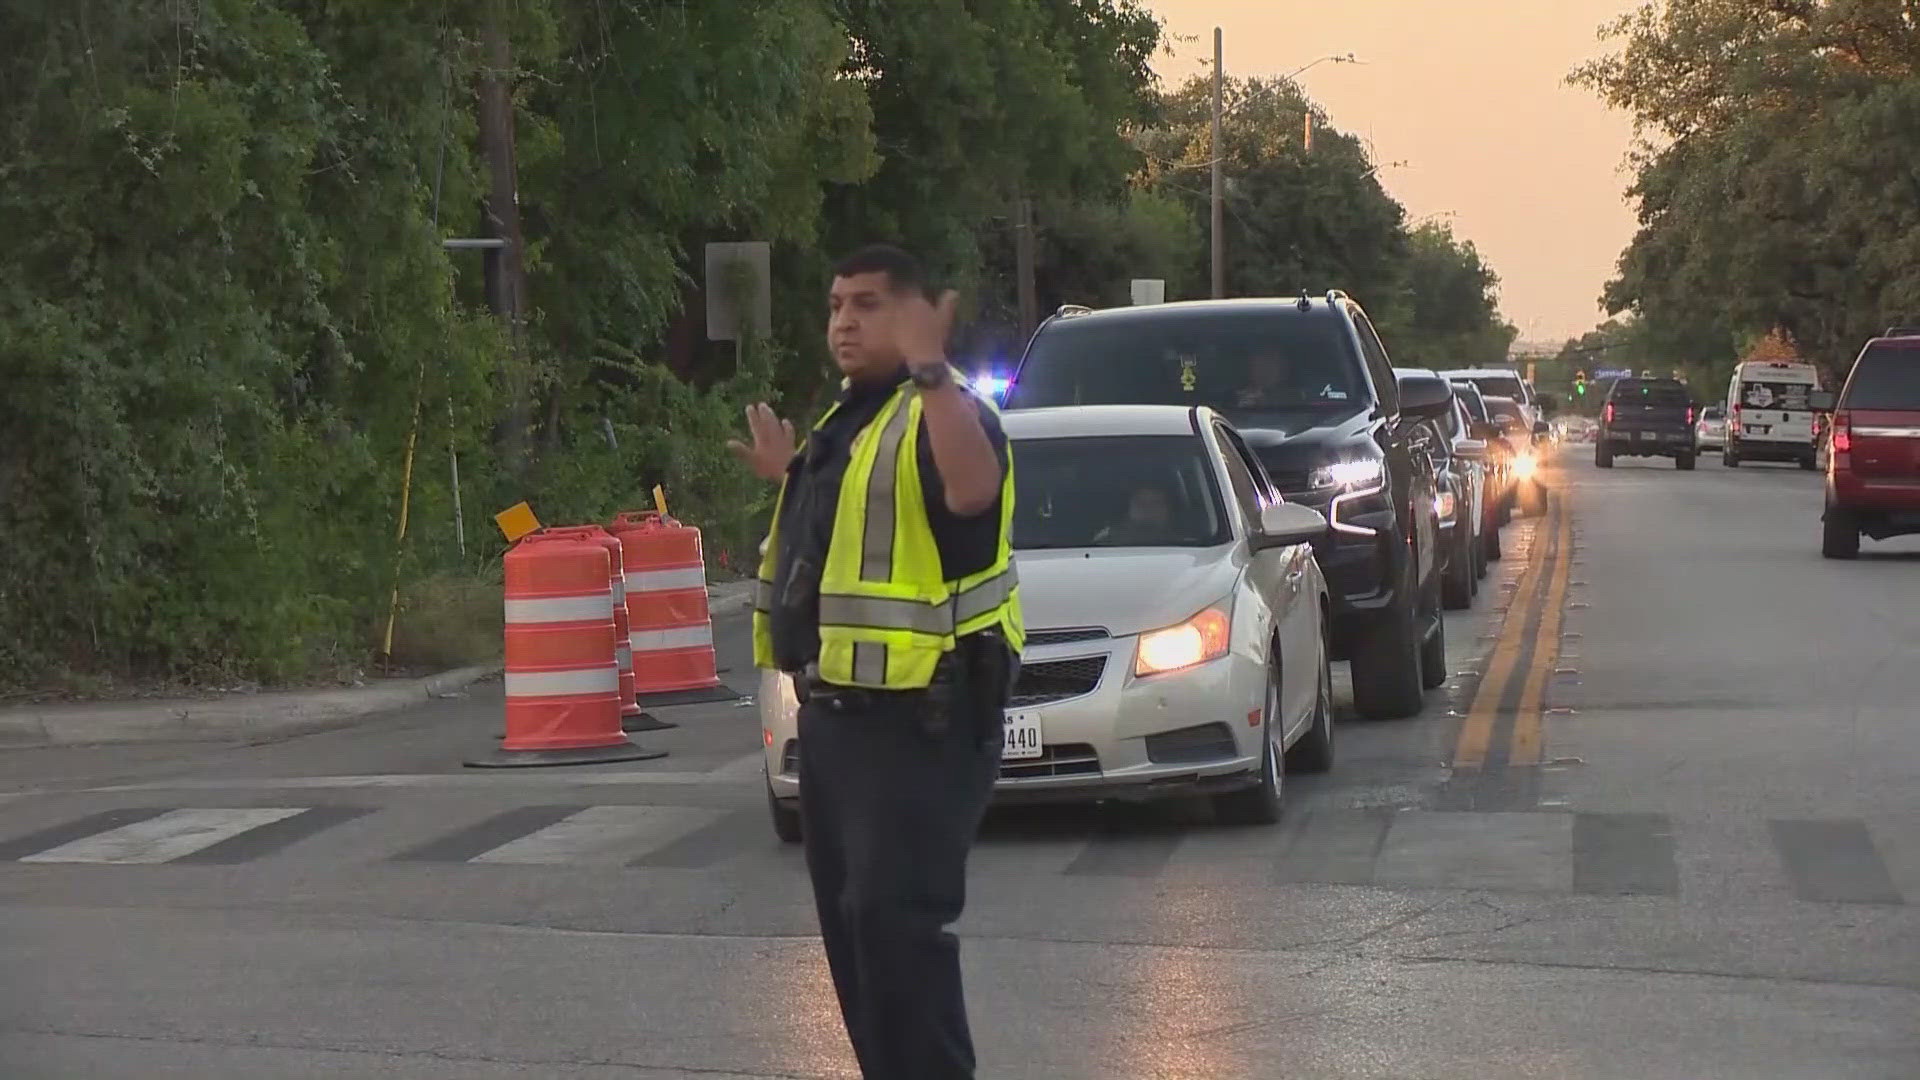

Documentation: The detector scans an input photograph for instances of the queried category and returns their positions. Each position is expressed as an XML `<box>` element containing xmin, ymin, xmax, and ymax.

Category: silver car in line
<box><xmin>762</xmin><ymin>404</ymin><xmax>1336</xmax><ymax>837</ymax></box>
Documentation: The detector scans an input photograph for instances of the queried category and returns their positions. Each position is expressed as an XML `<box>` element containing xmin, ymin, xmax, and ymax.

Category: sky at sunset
<box><xmin>1146</xmin><ymin>0</ymin><xmax>1648</xmax><ymax>347</ymax></box>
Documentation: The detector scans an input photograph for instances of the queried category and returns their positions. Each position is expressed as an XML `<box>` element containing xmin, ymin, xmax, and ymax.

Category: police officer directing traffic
<box><xmin>730</xmin><ymin>244</ymin><xmax>1023</xmax><ymax>1079</ymax></box>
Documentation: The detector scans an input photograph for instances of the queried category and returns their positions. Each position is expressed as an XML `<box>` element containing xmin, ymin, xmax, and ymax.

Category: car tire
<box><xmin>1484</xmin><ymin>517</ymin><xmax>1503</xmax><ymax>562</ymax></box>
<box><xmin>768</xmin><ymin>776</ymin><xmax>803</xmax><ymax>844</ymax></box>
<box><xmin>1595</xmin><ymin>444</ymin><xmax>1614</xmax><ymax>468</ymax></box>
<box><xmin>1419</xmin><ymin>572</ymin><xmax>1448</xmax><ymax>691</ymax></box>
<box><xmin>1350</xmin><ymin>559</ymin><xmax>1425</xmax><ymax>721</ymax></box>
<box><xmin>1215</xmin><ymin>656</ymin><xmax>1285</xmax><ymax>825</ymax></box>
<box><xmin>1799</xmin><ymin>455</ymin><xmax>1818</xmax><ymax>471</ymax></box>
<box><xmin>1724</xmin><ymin>446</ymin><xmax>1740</xmax><ymax>467</ymax></box>
<box><xmin>1822</xmin><ymin>507</ymin><xmax>1861</xmax><ymax>560</ymax></box>
<box><xmin>1284</xmin><ymin>628</ymin><xmax>1335</xmax><ymax>775</ymax></box>
<box><xmin>1473</xmin><ymin>528</ymin><xmax>1489</xmax><ymax>578</ymax></box>
<box><xmin>1518</xmin><ymin>480</ymin><xmax>1547</xmax><ymax>516</ymax></box>
<box><xmin>1676</xmin><ymin>452</ymin><xmax>1696</xmax><ymax>471</ymax></box>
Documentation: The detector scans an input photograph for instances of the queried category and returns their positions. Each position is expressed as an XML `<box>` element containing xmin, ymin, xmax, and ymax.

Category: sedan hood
<box><xmin>1225</xmin><ymin>406</ymin><xmax>1379</xmax><ymax>487</ymax></box>
<box><xmin>1014</xmin><ymin>547</ymin><xmax>1242</xmax><ymax>638</ymax></box>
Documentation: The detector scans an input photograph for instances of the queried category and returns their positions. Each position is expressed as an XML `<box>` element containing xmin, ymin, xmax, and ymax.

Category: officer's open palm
<box><xmin>728</xmin><ymin>403</ymin><xmax>796</xmax><ymax>482</ymax></box>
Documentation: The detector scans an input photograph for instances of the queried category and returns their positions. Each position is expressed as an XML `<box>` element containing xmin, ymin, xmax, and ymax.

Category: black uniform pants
<box><xmin>797</xmin><ymin>684</ymin><xmax>1002</xmax><ymax>1079</ymax></box>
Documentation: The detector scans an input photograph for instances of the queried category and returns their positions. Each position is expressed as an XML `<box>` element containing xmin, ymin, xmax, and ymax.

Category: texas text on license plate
<box><xmin>1002</xmin><ymin>711</ymin><xmax>1043</xmax><ymax>760</ymax></box>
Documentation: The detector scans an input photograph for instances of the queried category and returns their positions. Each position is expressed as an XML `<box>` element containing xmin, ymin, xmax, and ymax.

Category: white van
<box><xmin>1725</xmin><ymin>360</ymin><xmax>1824</xmax><ymax>469</ymax></box>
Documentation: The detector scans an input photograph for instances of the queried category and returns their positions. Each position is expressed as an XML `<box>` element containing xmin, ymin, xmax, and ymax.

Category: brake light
<box><xmin>1686</xmin><ymin>405</ymin><xmax>1696</xmax><ymax>426</ymax></box>
<box><xmin>1603</xmin><ymin>403</ymin><xmax>1614</xmax><ymax>424</ymax></box>
<box><xmin>1831</xmin><ymin>410</ymin><xmax>1852</xmax><ymax>454</ymax></box>
<box><xmin>1731</xmin><ymin>402</ymin><xmax>1742</xmax><ymax>432</ymax></box>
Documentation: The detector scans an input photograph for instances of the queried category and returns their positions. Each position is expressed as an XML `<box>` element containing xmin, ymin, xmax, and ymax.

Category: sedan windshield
<box><xmin>1011</xmin><ymin>435</ymin><xmax>1231</xmax><ymax>550</ymax></box>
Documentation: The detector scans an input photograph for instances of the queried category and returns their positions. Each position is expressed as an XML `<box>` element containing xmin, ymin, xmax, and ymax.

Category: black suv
<box><xmin>1597</xmin><ymin>377</ymin><xmax>1697</xmax><ymax>469</ymax></box>
<box><xmin>1004</xmin><ymin>294</ymin><xmax>1453</xmax><ymax>720</ymax></box>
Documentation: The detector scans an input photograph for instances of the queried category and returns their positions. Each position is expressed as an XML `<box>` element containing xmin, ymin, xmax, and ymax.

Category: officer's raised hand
<box><xmin>891</xmin><ymin>289</ymin><xmax>961</xmax><ymax>372</ymax></box>
<box><xmin>727</xmin><ymin>402</ymin><xmax>795</xmax><ymax>482</ymax></box>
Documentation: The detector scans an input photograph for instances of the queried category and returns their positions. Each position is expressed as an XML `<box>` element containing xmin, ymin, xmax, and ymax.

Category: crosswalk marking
<box><xmin>17</xmin><ymin>807</ymin><xmax>306</xmax><ymax>864</ymax></box>
<box><xmin>0</xmin><ymin>801</ymin><xmax>1908</xmax><ymax>906</ymax></box>
<box><xmin>470</xmin><ymin>805</ymin><xmax>718</xmax><ymax>865</ymax></box>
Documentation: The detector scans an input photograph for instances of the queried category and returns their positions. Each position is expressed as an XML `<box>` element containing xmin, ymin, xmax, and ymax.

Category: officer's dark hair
<box><xmin>832</xmin><ymin>244</ymin><xmax>928</xmax><ymax>298</ymax></box>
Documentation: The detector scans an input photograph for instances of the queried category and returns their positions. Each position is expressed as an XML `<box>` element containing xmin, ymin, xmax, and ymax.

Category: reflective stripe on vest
<box><xmin>751</xmin><ymin>376</ymin><xmax>1021</xmax><ymax>688</ymax></box>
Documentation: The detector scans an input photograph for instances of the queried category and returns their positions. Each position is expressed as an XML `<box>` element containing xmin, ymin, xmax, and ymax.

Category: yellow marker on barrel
<box><xmin>652</xmin><ymin>485</ymin><xmax>668</xmax><ymax>518</ymax></box>
<box><xmin>494</xmin><ymin>501</ymin><xmax>540</xmax><ymax>543</ymax></box>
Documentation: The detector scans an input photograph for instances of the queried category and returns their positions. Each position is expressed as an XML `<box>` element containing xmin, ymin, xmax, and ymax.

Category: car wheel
<box><xmin>1285</xmin><ymin>628</ymin><xmax>1335</xmax><ymax>775</ymax></box>
<box><xmin>1484</xmin><ymin>517</ymin><xmax>1503</xmax><ymax>562</ymax></box>
<box><xmin>1822</xmin><ymin>507</ymin><xmax>1861</xmax><ymax>560</ymax></box>
<box><xmin>1214</xmin><ymin>656</ymin><xmax>1284</xmax><ymax>825</ymax></box>
<box><xmin>1350</xmin><ymin>557</ymin><xmax>1426</xmax><ymax>720</ymax></box>
<box><xmin>1419</xmin><ymin>571</ymin><xmax>1448</xmax><ymax>690</ymax></box>
<box><xmin>768</xmin><ymin>776</ymin><xmax>803</xmax><ymax>844</ymax></box>
<box><xmin>1676</xmin><ymin>451</ymin><xmax>1696</xmax><ymax>471</ymax></box>
<box><xmin>1518</xmin><ymin>480</ymin><xmax>1547</xmax><ymax>516</ymax></box>
<box><xmin>1799</xmin><ymin>454</ymin><xmax>1818</xmax><ymax>471</ymax></box>
<box><xmin>1724</xmin><ymin>446</ymin><xmax>1740</xmax><ymax>467</ymax></box>
<box><xmin>1595</xmin><ymin>444</ymin><xmax>1613</xmax><ymax>468</ymax></box>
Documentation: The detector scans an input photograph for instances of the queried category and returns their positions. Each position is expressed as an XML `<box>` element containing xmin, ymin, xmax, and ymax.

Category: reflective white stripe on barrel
<box><xmin>626</xmin><ymin>566</ymin><xmax>707</xmax><ymax>592</ymax></box>
<box><xmin>20</xmin><ymin>808</ymin><xmax>306</xmax><ymax>864</ymax></box>
<box><xmin>505</xmin><ymin>593</ymin><xmax>618</xmax><ymax>624</ymax></box>
<box><xmin>504</xmin><ymin>666</ymin><xmax>619</xmax><ymax>697</ymax></box>
<box><xmin>630</xmin><ymin>625</ymin><xmax>714</xmax><ymax>651</ymax></box>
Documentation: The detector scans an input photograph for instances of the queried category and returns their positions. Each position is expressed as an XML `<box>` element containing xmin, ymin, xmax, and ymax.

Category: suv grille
<box><xmin>1001</xmin><ymin>742</ymin><xmax>1100</xmax><ymax>780</ymax></box>
<box><xmin>1010</xmin><ymin>657</ymin><xmax>1107</xmax><ymax>707</ymax></box>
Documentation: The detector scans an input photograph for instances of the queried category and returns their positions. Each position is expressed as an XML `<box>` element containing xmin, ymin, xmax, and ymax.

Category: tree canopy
<box><xmin>1573</xmin><ymin>1</ymin><xmax>1920</xmax><ymax>382</ymax></box>
<box><xmin>0</xmin><ymin>0</ymin><xmax>1513</xmax><ymax>690</ymax></box>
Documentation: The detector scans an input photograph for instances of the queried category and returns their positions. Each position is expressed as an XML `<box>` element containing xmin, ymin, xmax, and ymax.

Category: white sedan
<box><xmin>763</xmin><ymin>404</ymin><xmax>1336</xmax><ymax>836</ymax></box>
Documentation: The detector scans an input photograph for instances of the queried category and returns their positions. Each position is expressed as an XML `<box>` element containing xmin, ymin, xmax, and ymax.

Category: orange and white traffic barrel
<box><xmin>465</xmin><ymin>528</ymin><xmax>663</xmax><ymax>768</ymax></box>
<box><xmin>609</xmin><ymin>510</ymin><xmax>739</xmax><ymax>706</ymax></box>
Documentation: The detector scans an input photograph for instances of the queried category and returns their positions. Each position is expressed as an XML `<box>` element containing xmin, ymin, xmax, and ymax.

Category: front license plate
<box><xmin>1002</xmin><ymin>711</ymin><xmax>1043</xmax><ymax>760</ymax></box>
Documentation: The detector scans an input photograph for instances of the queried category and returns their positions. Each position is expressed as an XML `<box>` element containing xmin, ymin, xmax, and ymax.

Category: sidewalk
<box><xmin>0</xmin><ymin>581</ymin><xmax>756</xmax><ymax>749</ymax></box>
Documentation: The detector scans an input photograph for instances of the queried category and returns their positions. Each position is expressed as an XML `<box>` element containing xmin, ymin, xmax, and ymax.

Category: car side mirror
<box><xmin>1252</xmin><ymin>502</ymin><xmax>1328</xmax><ymax>551</ymax></box>
<box><xmin>1810</xmin><ymin>391</ymin><xmax>1836</xmax><ymax>411</ymax></box>
<box><xmin>1532</xmin><ymin>420</ymin><xmax>1549</xmax><ymax>435</ymax></box>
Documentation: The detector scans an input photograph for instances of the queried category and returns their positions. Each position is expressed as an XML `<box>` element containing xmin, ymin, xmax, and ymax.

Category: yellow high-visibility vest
<box><xmin>753</xmin><ymin>377</ymin><xmax>1023</xmax><ymax>689</ymax></box>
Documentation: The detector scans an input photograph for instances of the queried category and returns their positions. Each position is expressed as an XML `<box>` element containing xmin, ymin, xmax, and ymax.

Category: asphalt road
<box><xmin>2</xmin><ymin>446</ymin><xmax>1916</xmax><ymax>1079</ymax></box>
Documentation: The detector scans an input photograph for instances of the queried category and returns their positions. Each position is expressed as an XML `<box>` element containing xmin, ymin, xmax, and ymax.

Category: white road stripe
<box><xmin>470</xmin><ymin>805</ymin><xmax>719</xmax><ymax>865</ymax></box>
<box><xmin>77</xmin><ymin>753</ymin><xmax>768</xmax><ymax>794</ymax></box>
<box><xmin>626</xmin><ymin>566</ymin><xmax>707</xmax><ymax>592</ymax></box>
<box><xmin>631</xmin><ymin>625</ymin><xmax>713</xmax><ymax>651</ymax></box>
<box><xmin>20</xmin><ymin>807</ymin><xmax>306</xmax><ymax>864</ymax></box>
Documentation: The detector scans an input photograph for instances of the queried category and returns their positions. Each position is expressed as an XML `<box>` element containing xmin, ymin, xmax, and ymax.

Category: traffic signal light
<box><xmin>1574</xmin><ymin>370</ymin><xmax>1587</xmax><ymax>396</ymax></box>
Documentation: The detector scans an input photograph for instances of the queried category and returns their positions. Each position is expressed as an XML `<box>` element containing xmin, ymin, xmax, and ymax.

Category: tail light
<box><xmin>1731</xmin><ymin>402</ymin><xmax>1742</xmax><ymax>432</ymax></box>
<box><xmin>1686</xmin><ymin>405</ymin><xmax>1696</xmax><ymax>426</ymax></box>
<box><xmin>1831</xmin><ymin>410</ymin><xmax>1852</xmax><ymax>454</ymax></box>
<box><xmin>1603</xmin><ymin>403</ymin><xmax>1614</xmax><ymax>424</ymax></box>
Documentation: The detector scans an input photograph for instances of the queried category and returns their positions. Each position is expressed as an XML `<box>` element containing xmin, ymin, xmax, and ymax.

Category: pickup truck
<box><xmin>1597</xmin><ymin>377</ymin><xmax>1697</xmax><ymax>470</ymax></box>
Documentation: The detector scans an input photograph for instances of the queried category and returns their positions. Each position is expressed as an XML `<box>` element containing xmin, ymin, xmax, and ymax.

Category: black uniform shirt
<box><xmin>767</xmin><ymin>369</ymin><xmax>1009</xmax><ymax>673</ymax></box>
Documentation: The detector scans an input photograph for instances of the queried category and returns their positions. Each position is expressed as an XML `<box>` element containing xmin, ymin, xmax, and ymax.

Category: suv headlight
<box><xmin>1310</xmin><ymin>457</ymin><xmax>1385</xmax><ymax>492</ymax></box>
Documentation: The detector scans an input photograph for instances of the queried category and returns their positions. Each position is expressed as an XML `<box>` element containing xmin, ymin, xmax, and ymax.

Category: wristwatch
<box><xmin>909</xmin><ymin>363</ymin><xmax>954</xmax><ymax>391</ymax></box>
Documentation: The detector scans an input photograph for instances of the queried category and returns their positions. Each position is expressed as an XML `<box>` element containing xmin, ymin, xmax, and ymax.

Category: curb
<box><xmin>707</xmin><ymin>579</ymin><xmax>756</xmax><ymax>618</ymax></box>
<box><xmin>0</xmin><ymin>664</ymin><xmax>503</xmax><ymax>749</ymax></box>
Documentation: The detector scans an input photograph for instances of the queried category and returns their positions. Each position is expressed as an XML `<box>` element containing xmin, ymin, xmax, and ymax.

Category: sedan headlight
<box><xmin>1310</xmin><ymin>457</ymin><xmax>1385</xmax><ymax>492</ymax></box>
<box><xmin>1435</xmin><ymin>489</ymin><xmax>1457</xmax><ymax>523</ymax></box>
<box><xmin>1511</xmin><ymin>451</ymin><xmax>1538</xmax><ymax>481</ymax></box>
<box><xmin>1135</xmin><ymin>605</ymin><xmax>1231</xmax><ymax>677</ymax></box>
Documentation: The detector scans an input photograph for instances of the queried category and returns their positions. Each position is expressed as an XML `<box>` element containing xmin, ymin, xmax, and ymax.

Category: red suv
<box><xmin>1823</xmin><ymin>328</ymin><xmax>1920</xmax><ymax>558</ymax></box>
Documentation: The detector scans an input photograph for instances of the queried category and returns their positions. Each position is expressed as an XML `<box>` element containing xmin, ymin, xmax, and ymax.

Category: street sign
<box><xmin>1595</xmin><ymin>367</ymin><xmax>1631</xmax><ymax>380</ymax></box>
<box><xmin>704</xmin><ymin>241</ymin><xmax>772</xmax><ymax>342</ymax></box>
<box><xmin>1130</xmin><ymin>279</ymin><xmax>1166</xmax><ymax>305</ymax></box>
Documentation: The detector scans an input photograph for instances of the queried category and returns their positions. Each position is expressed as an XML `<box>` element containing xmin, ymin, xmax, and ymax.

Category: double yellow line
<box><xmin>1451</xmin><ymin>492</ymin><xmax>1574</xmax><ymax>771</ymax></box>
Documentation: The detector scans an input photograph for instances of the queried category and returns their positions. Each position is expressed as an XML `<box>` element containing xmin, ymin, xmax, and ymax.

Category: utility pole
<box><xmin>478</xmin><ymin>0</ymin><xmax>530</xmax><ymax>477</ymax></box>
<box><xmin>1211</xmin><ymin>27</ymin><xmax>1225</xmax><ymax>299</ymax></box>
<box><xmin>1014</xmin><ymin>193</ymin><xmax>1038</xmax><ymax>339</ymax></box>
